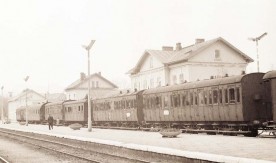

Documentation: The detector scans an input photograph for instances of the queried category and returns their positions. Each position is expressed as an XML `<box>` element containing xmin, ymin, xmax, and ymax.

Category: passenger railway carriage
<box><xmin>92</xmin><ymin>90</ymin><xmax>144</xmax><ymax>127</ymax></box>
<box><xmin>45</xmin><ymin>101</ymin><xmax>68</xmax><ymax>125</ymax></box>
<box><xmin>263</xmin><ymin>71</ymin><xmax>276</xmax><ymax>124</ymax></box>
<box><xmin>16</xmin><ymin>107</ymin><xmax>26</xmax><ymax>122</ymax></box>
<box><xmin>16</xmin><ymin>103</ymin><xmax>47</xmax><ymax>124</ymax></box>
<box><xmin>63</xmin><ymin>99</ymin><xmax>88</xmax><ymax>125</ymax></box>
<box><xmin>142</xmin><ymin>73</ymin><xmax>270</xmax><ymax>136</ymax></box>
<box><xmin>15</xmin><ymin>71</ymin><xmax>276</xmax><ymax>137</ymax></box>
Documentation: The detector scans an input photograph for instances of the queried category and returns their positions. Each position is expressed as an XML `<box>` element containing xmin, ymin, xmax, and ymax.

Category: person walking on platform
<box><xmin>48</xmin><ymin>114</ymin><xmax>54</xmax><ymax>130</ymax></box>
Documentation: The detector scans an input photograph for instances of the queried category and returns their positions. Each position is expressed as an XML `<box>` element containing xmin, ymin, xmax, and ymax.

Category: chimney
<box><xmin>195</xmin><ymin>38</ymin><xmax>205</xmax><ymax>44</ymax></box>
<box><xmin>175</xmin><ymin>43</ymin><xmax>182</xmax><ymax>51</ymax></box>
<box><xmin>80</xmin><ymin>72</ymin><xmax>86</xmax><ymax>81</ymax></box>
<box><xmin>162</xmin><ymin>46</ymin><xmax>173</xmax><ymax>51</ymax></box>
<box><xmin>98</xmin><ymin>72</ymin><xmax>101</xmax><ymax>76</ymax></box>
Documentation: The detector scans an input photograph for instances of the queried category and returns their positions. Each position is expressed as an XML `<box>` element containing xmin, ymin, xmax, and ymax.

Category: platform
<box><xmin>0</xmin><ymin>123</ymin><xmax>275</xmax><ymax>163</ymax></box>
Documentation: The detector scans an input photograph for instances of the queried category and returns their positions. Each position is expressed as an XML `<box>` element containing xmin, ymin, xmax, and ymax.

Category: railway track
<box><xmin>0</xmin><ymin>156</ymin><xmax>9</xmax><ymax>163</ymax></box>
<box><xmin>0</xmin><ymin>128</ymin><xmax>151</xmax><ymax>163</ymax></box>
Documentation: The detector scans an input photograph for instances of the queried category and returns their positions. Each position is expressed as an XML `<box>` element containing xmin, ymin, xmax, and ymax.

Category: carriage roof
<box><xmin>263</xmin><ymin>70</ymin><xmax>276</xmax><ymax>80</ymax></box>
<box><xmin>143</xmin><ymin>73</ymin><xmax>263</xmax><ymax>95</ymax></box>
<box><xmin>93</xmin><ymin>90</ymin><xmax>143</xmax><ymax>101</ymax></box>
<box><xmin>63</xmin><ymin>99</ymin><xmax>86</xmax><ymax>105</ymax></box>
<box><xmin>45</xmin><ymin>100</ymin><xmax>73</xmax><ymax>106</ymax></box>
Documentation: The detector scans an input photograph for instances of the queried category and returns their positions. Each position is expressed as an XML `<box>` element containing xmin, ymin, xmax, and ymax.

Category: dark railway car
<box><xmin>263</xmin><ymin>70</ymin><xmax>276</xmax><ymax>123</ymax></box>
<box><xmin>16</xmin><ymin>107</ymin><xmax>26</xmax><ymax>122</ymax></box>
<box><xmin>45</xmin><ymin>100</ymin><xmax>71</xmax><ymax>125</ymax></box>
<box><xmin>63</xmin><ymin>99</ymin><xmax>88</xmax><ymax>125</ymax></box>
<box><xmin>16</xmin><ymin>103</ymin><xmax>47</xmax><ymax>124</ymax></box>
<box><xmin>142</xmin><ymin>73</ymin><xmax>269</xmax><ymax>136</ymax></box>
<box><xmin>92</xmin><ymin>90</ymin><xmax>144</xmax><ymax>127</ymax></box>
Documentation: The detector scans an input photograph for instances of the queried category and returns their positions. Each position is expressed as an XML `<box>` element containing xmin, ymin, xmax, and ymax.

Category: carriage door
<box><xmin>211</xmin><ymin>87</ymin><xmax>220</xmax><ymax>121</ymax></box>
<box><xmin>228</xmin><ymin>85</ymin><xmax>238</xmax><ymax>121</ymax></box>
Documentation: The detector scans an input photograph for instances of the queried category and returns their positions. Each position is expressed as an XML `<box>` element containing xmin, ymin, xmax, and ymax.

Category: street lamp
<box><xmin>24</xmin><ymin>76</ymin><xmax>29</xmax><ymax>126</ymax></box>
<box><xmin>82</xmin><ymin>40</ymin><xmax>96</xmax><ymax>132</ymax></box>
<box><xmin>1</xmin><ymin>86</ymin><xmax>4</xmax><ymax>124</ymax></box>
<box><xmin>248</xmin><ymin>32</ymin><xmax>268</xmax><ymax>72</ymax></box>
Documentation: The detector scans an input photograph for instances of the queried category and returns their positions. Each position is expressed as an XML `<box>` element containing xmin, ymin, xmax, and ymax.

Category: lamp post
<box><xmin>248</xmin><ymin>32</ymin><xmax>268</xmax><ymax>72</ymax></box>
<box><xmin>1</xmin><ymin>86</ymin><xmax>4</xmax><ymax>124</ymax></box>
<box><xmin>82</xmin><ymin>40</ymin><xmax>96</xmax><ymax>132</ymax></box>
<box><xmin>24</xmin><ymin>76</ymin><xmax>29</xmax><ymax>126</ymax></box>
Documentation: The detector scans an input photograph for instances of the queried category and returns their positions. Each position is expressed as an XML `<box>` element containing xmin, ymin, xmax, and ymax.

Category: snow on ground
<box><xmin>0</xmin><ymin>123</ymin><xmax>275</xmax><ymax>163</ymax></box>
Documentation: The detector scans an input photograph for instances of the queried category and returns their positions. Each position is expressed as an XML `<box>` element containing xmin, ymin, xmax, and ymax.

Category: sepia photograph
<box><xmin>0</xmin><ymin>0</ymin><xmax>276</xmax><ymax>162</ymax></box>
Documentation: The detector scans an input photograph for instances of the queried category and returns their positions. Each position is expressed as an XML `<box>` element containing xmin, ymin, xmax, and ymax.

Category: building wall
<box><xmin>77</xmin><ymin>76</ymin><xmax>115</xmax><ymax>89</ymax></box>
<box><xmin>65</xmin><ymin>75</ymin><xmax>118</xmax><ymax>100</ymax></box>
<box><xmin>8</xmin><ymin>92</ymin><xmax>46</xmax><ymax>122</ymax></box>
<box><xmin>131</xmin><ymin>54</ymin><xmax>166</xmax><ymax>90</ymax></box>
<box><xmin>66</xmin><ymin>89</ymin><xmax>87</xmax><ymax>100</ymax></box>
<box><xmin>130</xmin><ymin>41</ymin><xmax>249</xmax><ymax>89</ymax></box>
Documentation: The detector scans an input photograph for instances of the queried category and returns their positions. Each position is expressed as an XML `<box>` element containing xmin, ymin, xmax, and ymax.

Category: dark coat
<box><xmin>48</xmin><ymin>116</ymin><xmax>54</xmax><ymax>124</ymax></box>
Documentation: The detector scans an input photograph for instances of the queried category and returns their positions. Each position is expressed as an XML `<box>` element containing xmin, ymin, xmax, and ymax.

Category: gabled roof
<box><xmin>127</xmin><ymin>37</ymin><xmax>253</xmax><ymax>74</ymax></box>
<box><xmin>8</xmin><ymin>89</ymin><xmax>46</xmax><ymax>102</ymax></box>
<box><xmin>65</xmin><ymin>73</ymin><xmax>118</xmax><ymax>91</ymax></box>
<box><xmin>45</xmin><ymin>93</ymin><xmax>66</xmax><ymax>102</ymax></box>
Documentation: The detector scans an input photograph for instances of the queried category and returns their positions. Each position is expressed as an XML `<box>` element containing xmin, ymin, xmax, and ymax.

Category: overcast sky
<box><xmin>0</xmin><ymin>0</ymin><xmax>275</xmax><ymax>96</ymax></box>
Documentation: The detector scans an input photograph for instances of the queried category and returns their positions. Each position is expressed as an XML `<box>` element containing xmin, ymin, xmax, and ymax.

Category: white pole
<box><xmin>248</xmin><ymin>32</ymin><xmax>267</xmax><ymax>73</ymax></box>
<box><xmin>87</xmin><ymin>48</ymin><xmax>92</xmax><ymax>132</ymax></box>
<box><xmin>1</xmin><ymin>86</ymin><xmax>4</xmax><ymax>124</ymax></box>
<box><xmin>83</xmin><ymin>40</ymin><xmax>95</xmax><ymax>132</ymax></box>
<box><xmin>24</xmin><ymin>76</ymin><xmax>29</xmax><ymax>126</ymax></box>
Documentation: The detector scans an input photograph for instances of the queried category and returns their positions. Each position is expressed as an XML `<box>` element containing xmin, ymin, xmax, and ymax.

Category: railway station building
<box><xmin>127</xmin><ymin>37</ymin><xmax>254</xmax><ymax>91</ymax></box>
<box><xmin>65</xmin><ymin>72</ymin><xmax>119</xmax><ymax>100</ymax></box>
<box><xmin>8</xmin><ymin>89</ymin><xmax>47</xmax><ymax>122</ymax></box>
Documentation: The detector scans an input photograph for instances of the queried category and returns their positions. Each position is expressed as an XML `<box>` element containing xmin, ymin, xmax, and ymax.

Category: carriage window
<box><xmin>224</xmin><ymin>89</ymin><xmax>228</xmax><ymax>104</ymax></box>
<box><xmin>134</xmin><ymin>100</ymin><xmax>137</xmax><ymax>108</ymax></box>
<box><xmin>194</xmin><ymin>92</ymin><xmax>198</xmax><ymax>105</ymax></box>
<box><xmin>78</xmin><ymin>106</ymin><xmax>81</xmax><ymax>111</ymax></box>
<box><xmin>209</xmin><ymin>90</ymin><xmax>212</xmax><ymax>104</ymax></box>
<box><xmin>151</xmin><ymin>97</ymin><xmax>156</xmax><ymax>108</ymax></box>
<box><xmin>198</xmin><ymin>90</ymin><xmax>204</xmax><ymax>105</ymax></box>
<box><xmin>229</xmin><ymin>88</ymin><xmax>235</xmax><ymax>103</ymax></box>
<box><xmin>213</xmin><ymin>90</ymin><xmax>218</xmax><ymax>104</ymax></box>
<box><xmin>181</xmin><ymin>92</ymin><xmax>187</xmax><ymax>106</ymax></box>
<box><xmin>171</xmin><ymin>94</ymin><xmax>180</xmax><ymax>107</ymax></box>
<box><xmin>219</xmin><ymin>89</ymin><xmax>223</xmax><ymax>104</ymax></box>
<box><xmin>164</xmin><ymin>95</ymin><xmax>169</xmax><ymax>108</ymax></box>
<box><xmin>204</xmin><ymin>91</ymin><xmax>207</xmax><ymax>104</ymax></box>
<box><xmin>236</xmin><ymin>87</ymin><xmax>241</xmax><ymax>103</ymax></box>
<box><xmin>156</xmin><ymin>96</ymin><xmax>161</xmax><ymax>108</ymax></box>
<box><xmin>190</xmin><ymin>92</ymin><xmax>194</xmax><ymax>105</ymax></box>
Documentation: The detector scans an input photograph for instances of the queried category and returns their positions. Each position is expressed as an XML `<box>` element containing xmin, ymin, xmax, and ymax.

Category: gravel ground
<box><xmin>0</xmin><ymin>136</ymin><xmax>73</xmax><ymax>163</ymax></box>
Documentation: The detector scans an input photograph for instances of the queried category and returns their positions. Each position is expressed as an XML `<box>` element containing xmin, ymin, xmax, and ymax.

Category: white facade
<box><xmin>129</xmin><ymin>38</ymin><xmax>252</xmax><ymax>90</ymax></box>
<box><xmin>65</xmin><ymin>73</ymin><xmax>118</xmax><ymax>100</ymax></box>
<box><xmin>8</xmin><ymin>89</ymin><xmax>46</xmax><ymax>122</ymax></box>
